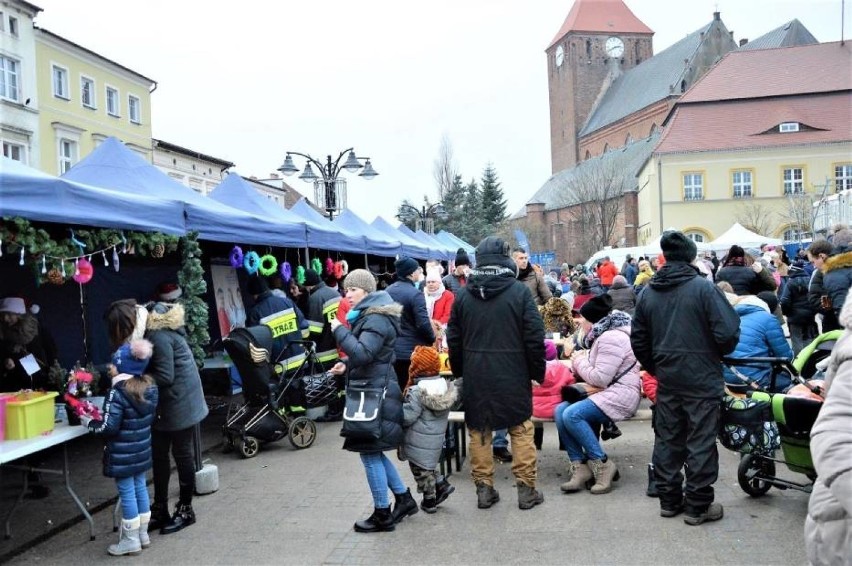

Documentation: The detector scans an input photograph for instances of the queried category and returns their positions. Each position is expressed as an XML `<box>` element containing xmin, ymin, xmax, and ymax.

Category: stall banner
<box><xmin>211</xmin><ymin>265</ymin><xmax>245</xmax><ymax>338</ymax></box>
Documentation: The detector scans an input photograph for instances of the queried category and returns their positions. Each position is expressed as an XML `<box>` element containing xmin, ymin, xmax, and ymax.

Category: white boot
<box><xmin>108</xmin><ymin>517</ymin><xmax>142</xmax><ymax>556</ymax></box>
<box><xmin>138</xmin><ymin>512</ymin><xmax>151</xmax><ymax>548</ymax></box>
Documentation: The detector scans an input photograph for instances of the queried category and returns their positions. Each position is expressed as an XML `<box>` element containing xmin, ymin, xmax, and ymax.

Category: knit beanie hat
<box><xmin>660</xmin><ymin>230</ymin><xmax>697</xmax><ymax>263</ymax></box>
<box><xmin>728</xmin><ymin>245</ymin><xmax>746</xmax><ymax>259</ymax></box>
<box><xmin>455</xmin><ymin>248</ymin><xmax>471</xmax><ymax>267</ymax></box>
<box><xmin>303</xmin><ymin>268</ymin><xmax>321</xmax><ymax>287</ymax></box>
<box><xmin>579</xmin><ymin>293</ymin><xmax>613</xmax><ymax>323</ymax></box>
<box><xmin>343</xmin><ymin>269</ymin><xmax>377</xmax><ymax>293</ymax></box>
<box><xmin>112</xmin><ymin>339</ymin><xmax>153</xmax><ymax>376</ymax></box>
<box><xmin>425</xmin><ymin>267</ymin><xmax>442</xmax><ymax>283</ymax></box>
<box><xmin>395</xmin><ymin>256</ymin><xmax>420</xmax><ymax>280</ymax></box>
<box><xmin>544</xmin><ymin>339</ymin><xmax>557</xmax><ymax>361</ymax></box>
<box><xmin>246</xmin><ymin>275</ymin><xmax>269</xmax><ymax>296</ymax></box>
<box><xmin>408</xmin><ymin>345</ymin><xmax>441</xmax><ymax>379</ymax></box>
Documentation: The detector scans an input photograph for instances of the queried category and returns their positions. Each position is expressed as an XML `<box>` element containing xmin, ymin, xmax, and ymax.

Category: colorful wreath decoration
<box><xmin>280</xmin><ymin>261</ymin><xmax>292</xmax><ymax>283</ymax></box>
<box><xmin>311</xmin><ymin>257</ymin><xmax>323</xmax><ymax>276</ymax></box>
<box><xmin>258</xmin><ymin>254</ymin><xmax>278</xmax><ymax>277</ymax></box>
<box><xmin>243</xmin><ymin>251</ymin><xmax>261</xmax><ymax>275</ymax></box>
<box><xmin>229</xmin><ymin>246</ymin><xmax>244</xmax><ymax>269</ymax></box>
<box><xmin>334</xmin><ymin>260</ymin><xmax>349</xmax><ymax>279</ymax></box>
<box><xmin>296</xmin><ymin>265</ymin><xmax>306</xmax><ymax>285</ymax></box>
<box><xmin>325</xmin><ymin>258</ymin><xmax>335</xmax><ymax>276</ymax></box>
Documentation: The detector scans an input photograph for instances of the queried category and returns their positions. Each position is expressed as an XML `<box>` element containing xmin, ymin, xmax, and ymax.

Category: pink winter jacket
<box><xmin>571</xmin><ymin>325</ymin><xmax>641</xmax><ymax>422</ymax></box>
<box><xmin>533</xmin><ymin>360</ymin><xmax>576</xmax><ymax>419</ymax></box>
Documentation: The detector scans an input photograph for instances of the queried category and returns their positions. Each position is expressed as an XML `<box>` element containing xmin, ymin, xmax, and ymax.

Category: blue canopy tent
<box><xmin>435</xmin><ymin>230</ymin><xmax>476</xmax><ymax>263</ymax></box>
<box><xmin>415</xmin><ymin>229</ymin><xmax>455</xmax><ymax>260</ymax></box>
<box><xmin>209</xmin><ymin>174</ymin><xmax>364</xmax><ymax>253</ymax></box>
<box><xmin>332</xmin><ymin>209</ymin><xmax>403</xmax><ymax>258</ymax></box>
<box><xmin>283</xmin><ymin>197</ymin><xmax>366</xmax><ymax>254</ymax></box>
<box><xmin>1</xmin><ymin>157</ymin><xmax>185</xmax><ymax>234</ymax></box>
<box><xmin>62</xmin><ymin>137</ymin><xmax>306</xmax><ymax>246</ymax></box>
<box><xmin>395</xmin><ymin>223</ymin><xmax>448</xmax><ymax>260</ymax></box>
<box><xmin>369</xmin><ymin>216</ymin><xmax>431</xmax><ymax>259</ymax></box>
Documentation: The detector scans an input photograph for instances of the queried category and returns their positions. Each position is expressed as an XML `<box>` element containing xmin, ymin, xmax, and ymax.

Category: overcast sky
<box><xmin>34</xmin><ymin>0</ymin><xmax>850</xmax><ymax>224</ymax></box>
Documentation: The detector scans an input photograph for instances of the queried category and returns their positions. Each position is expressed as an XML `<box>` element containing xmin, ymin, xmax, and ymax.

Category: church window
<box><xmin>635</xmin><ymin>42</ymin><xmax>641</xmax><ymax>65</ymax></box>
<box><xmin>680</xmin><ymin>80</ymin><xmax>687</xmax><ymax>93</ymax></box>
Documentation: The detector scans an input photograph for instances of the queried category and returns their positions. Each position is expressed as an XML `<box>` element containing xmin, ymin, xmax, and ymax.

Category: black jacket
<box><xmin>780</xmin><ymin>268</ymin><xmax>816</xmax><ymax>325</ymax></box>
<box><xmin>305</xmin><ymin>282</ymin><xmax>342</xmax><ymax>364</ymax></box>
<box><xmin>246</xmin><ymin>291</ymin><xmax>308</xmax><ymax>363</ymax></box>
<box><xmin>631</xmin><ymin>262</ymin><xmax>740</xmax><ymax>398</ymax></box>
<box><xmin>716</xmin><ymin>264</ymin><xmax>774</xmax><ymax>296</ymax></box>
<box><xmin>607</xmin><ymin>282</ymin><xmax>636</xmax><ymax>315</ymax></box>
<box><xmin>88</xmin><ymin>379</ymin><xmax>158</xmax><ymax>478</ymax></box>
<box><xmin>386</xmin><ymin>279</ymin><xmax>435</xmax><ymax>360</ymax></box>
<box><xmin>333</xmin><ymin>291</ymin><xmax>404</xmax><ymax>453</ymax></box>
<box><xmin>446</xmin><ymin>266</ymin><xmax>545</xmax><ymax>431</ymax></box>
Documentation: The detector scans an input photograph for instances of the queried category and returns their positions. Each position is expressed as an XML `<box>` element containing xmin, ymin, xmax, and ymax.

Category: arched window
<box><xmin>685</xmin><ymin>231</ymin><xmax>706</xmax><ymax>243</ymax></box>
<box><xmin>586</xmin><ymin>39</ymin><xmax>592</xmax><ymax>60</ymax></box>
<box><xmin>634</xmin><ymin>42</ymin><xmax>641</xmax><ymax>65</ymax></box>
<box><xmin>680</xmin><ymin>80</ymin><xmax>687</xmax><ymax>93</ymax></box>
<box><xmin>649</xmin><ymin>123</ymin><xmax>658</xmax><ymax>136</ymax></box>
<box><xmin>624</xmin><ymin>133</ymin><xmax>633</xmax><ymax>145</ymax></box>
<box><xmin>584</xmin><ymin>150</ymin><xmax>591</xmax><ymax>160</ymax></box>
<box><xmin>602</xmin><ymin>143</ymin><xmax>609</xmax><ymax>153</ymax></box>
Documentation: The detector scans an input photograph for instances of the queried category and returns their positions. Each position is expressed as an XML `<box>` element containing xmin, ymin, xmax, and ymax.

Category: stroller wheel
<box><xmin>222</xmin><ymin>435</ymin><xmax>234</xmax><ymax>454</ymax></box>
<box><xmin>738</xmin><ymin>454</ymin><xmax>774</xmax><ymax>497</ymax></box>
<box><xmin>239</xmin><ymin>436</ymin><xmax>261</xmax><ymax>458</ymax></box>
<box><xmin>288</xmin><ymin>416</ymin><xmax>317</xmax><ymax>449</ymax></box>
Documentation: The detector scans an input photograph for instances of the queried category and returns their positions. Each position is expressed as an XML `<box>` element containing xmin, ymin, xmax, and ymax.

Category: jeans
<box><xmin>360</xmin><ymin>452</ymin><xmax>406</xmax><ymax>508</ymax></box>
<box><xmin>554</xmin><ymin>400</ymin><xmax>608</xmax><ymax>462</ymax></box>
<box><xmin>116</xmin><ymin>472</ymin><xmax>150</xmax><ymax>519</ymax></box>
<box><xmin>492</xmin><ymin>428</ymin><xmax>509</xmax><ymax>449</ymax></box>
<box><xmin>152</xmin><ymin>426</ymin><xmax>196</xmax><ymax>507</ymax></box>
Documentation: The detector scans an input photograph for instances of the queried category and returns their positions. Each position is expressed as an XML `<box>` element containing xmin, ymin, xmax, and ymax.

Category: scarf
<box><xmin>345</xmin><ymin>309</ymin><xmax>361</xmax><ymax>324</ymax></box>
<box><xmin>585</xmin><ymin>310</ymin><xmax>632</xmax><ymax>346</ymax></box>
<box><xmin>518</xmin><ymin>264</ymin><xmax>534</xmax><ymax>280</ymax></box>
<box><xmin>424</xmin><ymin>284</ymin><xmax>445</xmax><ymax>319</ymax></box>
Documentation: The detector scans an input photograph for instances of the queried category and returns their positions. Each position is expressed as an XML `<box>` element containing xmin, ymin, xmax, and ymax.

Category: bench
<box><xmin>439</xmin><ymin>409</ymin><xmax>653</xmax><ymax>477</ymax></box>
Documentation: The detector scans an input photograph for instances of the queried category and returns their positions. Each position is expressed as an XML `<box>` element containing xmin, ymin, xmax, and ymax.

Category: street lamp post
<box><xmin>277</xmin><ymin>148</ymin><xmax>378</xmax><ymax>220</ymax></box>
<box><xmin>396</xmin><ymin>203</ymin><xmax>447</xmax><ymax>235</ymax></box>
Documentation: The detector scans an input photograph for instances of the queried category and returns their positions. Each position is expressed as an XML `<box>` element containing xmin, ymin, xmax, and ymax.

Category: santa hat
<box><xmin>157</xmin><ymin>282</ymin><xmax>182</xmax><ymax>301</ymax></box>
<box><xmin>0</xmin><ymin>297</ymin><xmax>26</xmax><ymax>315</ymax></box>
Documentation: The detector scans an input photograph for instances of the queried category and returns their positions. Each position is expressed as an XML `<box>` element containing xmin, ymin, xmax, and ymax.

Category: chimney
<box><xmin>249</xmin><ymin>175</ymin><xmax>257</xmax><ymax>180</ymax></box>
<box><xmin>739</xmin><ymin>38</ymin><xmax>749</xmax><ymax>47</ymax></box>
<box><xmin>713</xmin><ymin>11</ymin><xmax>720</xmax><ymax>21</ymax></box>
<box><xmin>268</xmin><ymin>173</ymin><xmax>280</xmax><ymax>179</ymax></box>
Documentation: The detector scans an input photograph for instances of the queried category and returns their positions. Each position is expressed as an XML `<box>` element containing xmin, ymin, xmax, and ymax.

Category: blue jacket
<box><xmin>386</xmin><ymin>279</ymin><xmax>435</xmax><ymax>360</ymax></box>
<box><xmin>246</xmin><ymin>291</ymin><xmax>309</xmax><ymax>364</ymax></box>
<box><xmin>723</xmin><ymin>303</ymin><xmax>793</xmax><ymax>392</ymax></box>
<box><xmin>88</xmin><ymin>379</ymin><xmax>159</xmax><ymax>478</ymax></box>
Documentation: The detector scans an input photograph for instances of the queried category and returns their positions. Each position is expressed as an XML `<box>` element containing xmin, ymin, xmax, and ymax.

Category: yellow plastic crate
<box><xmin>5</xmin><ymin>391</ymin><xmax>59</xmax><ymax>440</ymax></box>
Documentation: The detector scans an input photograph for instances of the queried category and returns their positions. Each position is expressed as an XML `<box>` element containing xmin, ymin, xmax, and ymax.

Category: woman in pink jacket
<box><xmin>532</xmin><ymin>341</ymin><xmax>575</xmax><ymax>419</ymax></box>
<box><xmin>555</xmin><ymin>294</ymin><xmax>641</xmax><ymax>496</ymax></box>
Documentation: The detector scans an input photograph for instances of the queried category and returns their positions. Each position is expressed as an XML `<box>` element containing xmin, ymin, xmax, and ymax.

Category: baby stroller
<box><xmin>719</xmin><ymin>337</ymin><xmax>831</xmax><ymax>497</ymax></box>
<box><xmin>222</xmin><ymin>326</ymin><xmax>317</xmax><ymax>458</ymax></box>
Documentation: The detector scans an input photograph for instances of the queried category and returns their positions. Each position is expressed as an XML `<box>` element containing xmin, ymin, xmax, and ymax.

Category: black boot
<box><xmin>646</xmin><ymin>463</ymin><xmax>659</xmax><ymax>498</ymax></box>
<box><xmin>391</xmin><ymin>488</ymin><xmax>419</xmax><ymax>524</ymax></box>
<box><xmin>160</xmin><ymin>503</ymin><xmax>196</xmax><ymax>535</ymax></box>
<box><xmin>533</xmin><ymin>426</ymin><xmax>544</xmax><ymax>450</ymax></box>
<box><xmin>435</xmin><ymin>479</ymin><xmax>455</xmax><ymax>506</ymax></box>
<box><xmin>354</xmin><ymin>507</ymin><xmax>395</xmax><ymax>532</ymax></box>
<box><xmin>601</xmin><ymin>421</ymin><xmax>622</xmax><ymax>441</ymax></box>
<box><xmin>148</xmin><ymin>501</ymin><xmax>171</xmax><ymax>532</ymax></box>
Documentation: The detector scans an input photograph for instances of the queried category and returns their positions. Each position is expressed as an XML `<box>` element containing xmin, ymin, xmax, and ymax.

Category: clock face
<box><xmin>555</xmin><ymin>45</ymin><xmax>565</xmax><ymax>67</ymax></box>
<box><xmin>605</xmin><ymin>36</ymin><xmax>625</xmax><ymax>58</ymax></box>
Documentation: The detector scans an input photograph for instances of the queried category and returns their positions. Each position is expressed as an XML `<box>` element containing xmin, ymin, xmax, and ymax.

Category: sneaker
<box><xmin>684</xmin><ymin>502</ymin><xmax>723</xmax><ymax>526</ymax></box>
<box><xmin>493</xmin><ymin>446</ymin><xmax>513</xmax><ymax>463</ymax></box>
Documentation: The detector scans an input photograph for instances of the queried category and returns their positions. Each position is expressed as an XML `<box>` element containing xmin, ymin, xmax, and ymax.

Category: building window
<box><xmin>128</xmin><ymin>95</ymin><xmax>140</xmax><ymax>123</ymax></box>
<box><xmin>779</xmin><ymin>122</ymin><xmax>800</xmax><ymax>133</ymax></box>
<box><xmin>0</xmin><ymin>56</ymin><xmax>19</xmax><ymax>101</ymax></box>
<box><xmin>732</xmin><ymin>170</ymin><xmax>753</xmax><ymax>198</ymax></box>
<box><xmin>81</xmin><ymin>76</ymin><xmax>95</xmax><ymax>108</ymax></box>
<box><xmin>685</xmin><ymin>232</ymin><xmax>705</xmax><ymax>243</ymax></box>
<box><xmin>106</xmin><ymin>86</ymin><xmax>119</xmax><ymax>116</ymax></box>
<box><xmin>835</xmin><ymin>164</ymin><xmax>852</xmax><ymax>192</ymax></box>
<box><xmin>3</xmin><ymin>141</ymin><xmax>25</xmax><ymax>162</ymax></box>
<box><xmin>52</xmin><ymin>65</ymin><xmax>69</xmax><ymax>99</ymax></box>
<box><xmin>8</xmin><ymin>15</ymin><xmax>18</xmax><ymax>37</ymax></box>
<box><xmin>683</xmin><ymin>172</ymin><xmax>704</xmax><ymax>201</ymax></box>
<box><xmin>783</xmin><ymin>167</ymin><xmax>804</xmax><ymax>195</ymax></box>
<box><xmin>58</xmin><ymin>138</ymin><xmax>77</xmax><ymax>174</ymax></box>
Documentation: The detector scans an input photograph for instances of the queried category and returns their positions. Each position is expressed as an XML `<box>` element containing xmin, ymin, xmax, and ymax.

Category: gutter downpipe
<box><xmin>657</xmin><ymin>156</ymin><xmax>664</xmax><ymax>235</ymax></box>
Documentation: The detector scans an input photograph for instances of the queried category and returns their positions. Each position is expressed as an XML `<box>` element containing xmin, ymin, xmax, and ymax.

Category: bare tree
<box><xmin>432</xmin><ymin>134</ymin><xmax>457</xmax><ymax>202</ymax></box>
<box><xmin>777</xmin><ymin>178</ymin><xmax>834</xmax><ymax>241</ymax></box>
<box><xmin>735</xmin><ymin>203</ymin><xmax>774</xmax><ymax>236</ymax></box>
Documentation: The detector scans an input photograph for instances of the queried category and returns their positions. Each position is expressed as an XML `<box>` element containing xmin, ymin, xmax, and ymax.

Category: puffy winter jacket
<box><xmin>780</xmin><ymin>268</ymin><xmax>816</xmax><ymax>325</ymax></box>
<box><xmin>821</xmin><ymin>251</ymin><xmax>852</xmax><ymax>317</ymax></box>
<box><xmin>532</xmin><ymin>360</ymin><xmax>575</xmax><ymax>419</ymax></box>
<box><xmin>246</xmin><ymin>290</ymin><xmax>309</xmax><ymax>364</ymax></box>
<box><xmin>145</xmin><ymin>303</ymin><xmax>209</xmax><ymax>432</ymax></box>
<box><xmin>716</xmin><ymin>264</ymin><xmax>775</xmax><ymax>295</ymax></box>
<box><xmin>333</xmin><ymin>291</ymin><xmax>404</xmax><ymax>453</ymax></box>
<box><xmin>596</xmin><ymin>261</ymin><xmax>618</xmax><ymax>287</ymax></box>
<box><xmin>386</xmin><ymin>279</ymin><xmax>435</xmax><ymax>361</ymax></box>
<box><xmin>723</xmin><ymin>302</ymin><xmax>793</xmax><ymax>391</ymax></box>
<box><xmin>305</xmin><ymin>282</ymin><xmax>342</xmax><ymax>364</ymax></box>
<box><xmin>401</xmin><ymin>376</ymin><xmax>458</xmax><ymax>469</ymax></box>
<box><xmin>607</xmin><ymin>281</ymin><xmax>636</xmax><ymax>315</ymax></box>
<box><xmin>88</xmin><ymin>378</ymin><xmax>158</xmax><ymax>478</ymax></box>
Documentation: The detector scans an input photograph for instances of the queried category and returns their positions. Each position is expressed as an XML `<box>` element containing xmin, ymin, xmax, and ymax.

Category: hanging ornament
<box><xmin>41</xmin><ymin>255</ymin><xmax>47</xmax><ymax>274</ymax></box>
<box><xmin>152</xmin><ymin>243</ymin><xmax>165</xmax><ymax>258</ymax></box>
<box><xmin>243</xmin><ymin>251</ymin><xmax>261</xmax><ymax>275</ymax></box>
<box><xmin>311</xmin><ymin>257</ymin><xmax>322</xmax><ymax>276</ymax></box>
<box><xmin>120</xmin><ymin>232</ymin><xmax>127</xmax><ymax>254</ymax></box>
<box><xmin>102</xmin><ymin>251</ymin><xmax>109</xmax><ymax>267</ymax></box>
<box><xmin>334</xmin><ymin>260</ymin><xmax>349</xmax><ymax>279</ymax></box>
<box><xmin>73</xmin><ymin>258</ymin><xmax>94</xmax><ymax>284</ymax></box>
<box><xmin>74</xmin><ymin>258</ymin><xmax>80</xmax><ymax>276</ymax></box>
<box><xmin>257</xmin><ymin>254</ymin><xmax>278</xmax><ymax>277</ymax></box>
<box><xmin>0</xmin><ymin>237</ymin><xmax>3</xmax><ymax>257</ymax></box>
<box><xmin>19</xmin><ymin>247</ymin><xmax>25</xmax><ymax>266</ymax></box>
<box><xmin>47</xmin><ymin>267</ymin><xmax>64</xmax><ymax>285</ymax></box>
<box><xmin>60</xmin><ymin>259</ymin><xmax>67</xmax><ymax>278</ymax></box>
<box><xmin>280</xmin><ymin>261</ymin><xmax>292</xmax><ymax>283</ymax></box>
<box><xmin>325</xmin><ymin>258</ymin><xmax>335</xmax><ymax>276</ymax></box>
<box><xmin>229</xmin><ymin>246</ymin><xmax>244</xmax><ymax>269</ymax></box>
<box><xmin>296</xmin><ymin>265</ymin><xmax>306</xmax><ymax>285</ymax></box>
<box><xmin>112</xmin><ymin>247</ymin><xmax>120</xmax><ymax>272</ymax></box>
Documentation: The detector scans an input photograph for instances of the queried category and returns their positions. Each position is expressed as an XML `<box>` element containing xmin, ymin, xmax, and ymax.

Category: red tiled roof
<box><xmin>655</xmin><ymin>92</ymin><xmax>852</xmax><ymax>154</ymax></box>
<box><xmin>680</xmin><ymin>41</ymin><xmax>852</xmax><ymax>102</ymax></box>
<box><xmin>547</xmin><ymin>0</ymin><xmax>653</xmax><ymax>49</ymax></box>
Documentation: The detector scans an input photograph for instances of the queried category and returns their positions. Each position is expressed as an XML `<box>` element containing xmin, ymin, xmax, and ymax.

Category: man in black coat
<box><xmin>446</xmin><ymin>236</ymin><xmax>546</xmax><ymax>511</ymax></box>
<box><xmin>386</xmin><ymin>257</ymin><xmax>435</xmax><ymax>391</ymax></box>
<box><xmin>631</xmin><ymin>231</ymin><xmax>739</xmax><ymax>526</ymax></box>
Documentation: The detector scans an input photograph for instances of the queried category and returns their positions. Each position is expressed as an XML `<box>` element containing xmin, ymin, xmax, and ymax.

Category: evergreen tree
<box><xmin>460</xmin><ymin>178</ymin><xmax>487</xmax><ymax>244</ymax></box>
<box><xmin>177</xmin><ymin>232</ymin><xmax>209</xmax><ymax>367</ymax></box>
<box><xmin>479</xmin><ymin>164</ymin><xmax>508</xmax><ymax>235</ymax></box>
<box><xmin>434</xmin><ymin>174</ymin><xmax>466</xmax><ymax>236</ymax></box>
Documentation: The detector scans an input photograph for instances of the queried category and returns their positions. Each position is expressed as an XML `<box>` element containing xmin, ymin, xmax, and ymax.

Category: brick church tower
<box><xmin>547</xmin><ymin>0</ymin><xmax>654</xmax><ymax>173</ymax></box>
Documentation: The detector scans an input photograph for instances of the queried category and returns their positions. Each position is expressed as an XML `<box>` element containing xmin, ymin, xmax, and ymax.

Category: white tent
<box><xmin>709</xmin><ymin>222</ymin><xmax>781</xmax><ymax>251</ymax></box>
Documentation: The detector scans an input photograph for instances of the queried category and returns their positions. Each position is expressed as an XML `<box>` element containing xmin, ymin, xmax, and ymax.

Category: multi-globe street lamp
<box><xmin>396</xmin><ymin>202</ymin><xmax>447</xmax><ymax>235</ymax></box>
<box><xmin>277</xmin><ymin>148</ymin><xmax>378</xmax><ymax>220</ymax></box>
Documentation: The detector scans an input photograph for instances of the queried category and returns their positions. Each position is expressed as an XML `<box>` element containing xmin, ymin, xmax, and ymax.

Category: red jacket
<box><xmin>597</xmin><ymin>261</ymin><xmax>619</xmax><ymax>286</ymax></box>
<box><xmin>532</xmin><ymin>361</ymin><xmax>576</xmax><ymax>419</ymax></box>
<box><xmin>429</xmin><ymin>290</ymin><xmax>455</xmax><ymax>325</ymax></box>
<box><xmin>640</xmin><ymin>370</ymin><xmax>658</xmax><ymax>405</ymax></box>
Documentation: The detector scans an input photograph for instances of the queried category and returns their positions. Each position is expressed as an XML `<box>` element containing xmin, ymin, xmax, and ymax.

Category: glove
<box><xmin>752</xmin><ymin>262</ymin><xmax>763</xmax><ymax>273</ymax></box>
<box><xmin>80</xmin><ymin>414</ymin><xmax>93</xmax><ymax>428</ymax></box>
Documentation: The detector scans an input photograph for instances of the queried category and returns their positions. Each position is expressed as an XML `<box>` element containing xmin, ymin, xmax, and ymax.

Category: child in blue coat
<box><xmin>82</xmin><ymin>339</ymin><xmax>158</xmax><ymax>556</ymax></box>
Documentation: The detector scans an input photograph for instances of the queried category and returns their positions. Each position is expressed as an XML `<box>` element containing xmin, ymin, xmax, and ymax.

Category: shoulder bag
<box><xmin>561</xmin><ymin>361</ymin><xmax>637</xmax><ymax>404</ymax></box>
<box><xmin>340</xmin><ymin>367</ymin><xmax>392</xmax><ymax>441</ymax></box>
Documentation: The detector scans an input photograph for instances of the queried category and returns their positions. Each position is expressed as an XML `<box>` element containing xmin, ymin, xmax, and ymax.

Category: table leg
<box><xmin>59</xmin><ymin>444</ymin><xmax>96</xmax><ymax>540</ymax></box>
<box><xmin>3</xmin><ymin>469</ymin><xmax>29</xmax><ymax>539</ymax></box>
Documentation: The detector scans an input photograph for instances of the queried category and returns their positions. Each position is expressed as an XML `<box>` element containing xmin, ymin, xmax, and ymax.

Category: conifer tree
<box><xmin>434</xmin><ymin>174</ymin><xmax>466</xmax><ymax>236</ymax></box>
<box><xmin>479</xmin><ymin>164</ymin><xmax>508</xmax><ymax>235</ymax></box>
<box><xmin>460</xmin><ymin>178</ymin><xmax>487</xmax><ymax>244</ymax></box>
<box><xmin>177</xmin><ymin>232</ymin><xmax>209</xmax><ymax>367</ymax></box>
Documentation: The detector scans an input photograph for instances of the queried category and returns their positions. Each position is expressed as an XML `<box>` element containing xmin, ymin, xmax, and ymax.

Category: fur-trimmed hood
<box><xmin>413</xmin><ymin>376</ymin><xmax>458</xmax><ymax>412</ymax></box>
<box><xmin>145</xmin><ymin>302</ymin><xmax>186</xmax><ymax>332</ymax></box>
<box><xmin>822</xmin><ymin>251</ymin><xmax>852</xmax><ymax>274</ymax></box>
<box><xmin>0</xmin><ymin>313</ymin><xmax>39</xmax><ymax>348</ymax></box>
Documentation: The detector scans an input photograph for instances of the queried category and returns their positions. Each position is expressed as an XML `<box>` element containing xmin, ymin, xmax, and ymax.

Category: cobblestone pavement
<box><xmin>4</xmin><ymin>410</ymin><xmax>810</xmax><ymax>565</ymax></box>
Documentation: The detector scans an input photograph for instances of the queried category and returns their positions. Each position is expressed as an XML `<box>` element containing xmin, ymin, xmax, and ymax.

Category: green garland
<box><xmin>176</xmin><ymin>232</ymin><xmax>209</xmax><ymax>368</ymax></box>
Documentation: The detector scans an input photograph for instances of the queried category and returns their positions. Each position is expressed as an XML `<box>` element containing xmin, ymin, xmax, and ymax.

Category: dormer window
<box><xmin>779</xmin><ymin>122</ymin><xmax>800</xmax><ymax>133</ymax></box>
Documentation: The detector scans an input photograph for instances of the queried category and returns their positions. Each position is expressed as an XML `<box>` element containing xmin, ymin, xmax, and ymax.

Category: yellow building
<box><xmin>637</xmin><ymin>42</ymin><xmax>852</xmax><ymax>245</ymax></box>
<box><xmin>34</xmin><ymin>27</ymin><xmax>155</xmax><ymax>175</ymax></box>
